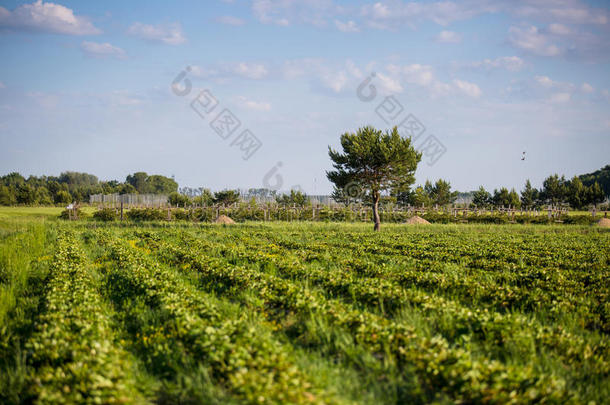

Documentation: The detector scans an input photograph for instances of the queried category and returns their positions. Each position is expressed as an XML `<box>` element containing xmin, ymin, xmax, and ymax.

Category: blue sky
<box><xmin>0</xmin><ymin>0</ymin><xmax>609</xmax><ymax>194</ymax></box>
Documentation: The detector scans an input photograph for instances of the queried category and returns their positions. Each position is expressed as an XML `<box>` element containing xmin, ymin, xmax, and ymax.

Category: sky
<box><xmin>0</xmin><ymin>0</ymin><xmax>609</xmax><ymax>194</ymax></box>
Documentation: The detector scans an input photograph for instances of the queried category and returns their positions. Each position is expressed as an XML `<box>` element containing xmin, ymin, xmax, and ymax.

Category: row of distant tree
<box><xmin>340</xmin><ymin>174</ymin><xmax>605</xmax><ymax>210</ymax></box>
<box><xmin>0</xmin><ymin>171</ymin><xmax>178</xmax><ymax>206</ymax></box>
<box><xmin>168</xmin><ymin>189</ymin><xmax>309</xmax><ymax>207</ymax></box>
<box><xmin>1</xmin><ymin>166</ymin><xmax>607</xmax><ymax>210</ymax></box>
<box><xmin>398</xmin><ymin>173</ymin><xmax>606</xmax><ymax>210</ymax></box>
<box><xmin>470</xmin><ymin>175</ymin><xmax>606</xmax><ymax>209</ymax></box>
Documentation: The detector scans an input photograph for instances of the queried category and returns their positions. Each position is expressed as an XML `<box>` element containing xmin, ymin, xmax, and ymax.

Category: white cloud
<box><xmin>108</xmin><ymin>90</ymin><xmax>142</xmax><ymax>107</ymax></box>
<box><xmin>237</xmin><ymin>96</ymin><xmax>271</xmax><ymax>111</ymax></box>
<box><xmin>547</xmin><ymin>23</ymin><xmax>572</xmax><ymax>36</ymax></box>
<box><xmin>334</xmin><ymin>19</ymin><xmax>359</xmax><ymax>32</ymax></box>
<box><xmin>508</xmin><ymin>22</ymin><xmax>609</xmax><ymax>59</ymax></box>
<box><xmin>359</xmin><ymin>0</ymin><xmax>608</xmax><ymax>29</ymax></box>
<box><xmin>512</xmin><ymin>0</ymin><xmax>608</xmax><ymax>25</ymax></box>
<box><xmin>127</xmin><ymin>22</ymin><xmax>186</xmax><ymax>45</ymax></box>
<box><xmin>216</xmin><ymin>15</ymin><xmax>246</xmax><ymax>26</ymax></box>
<box><xmin>190</xmin><ymin>62</ymin><xmax>269</xmax><ymax>80</ymax></box>
<box><xmin>460</xmin><ymin>56</ymin><xmax>525</xmax><ymax>71</ymax></box>
<box><xmin>320</xmin><ymin>70</ymin><xmax>348</xmax><ymax>93</ymax></box>
<box><xmin>80</xmin><ymin>41</ymin><xmax>126</xmax><ymax>59</ymax></box>
<box><xmin>252</xmin><ymin>0</ymin><xmax>340</xmax><ymax>27</ymax></box>
<box><xmin>233</xmin><ymin>62</ymin><xmax>268</xmax><ymax>79</ymax></box>
<box><xmin>387</xmin><ymin>64</ymin><xmax>434</xmax><ymax>86</ymax></box>
<box><xmin>549</xmin><ymin>92</ymin><xmax>571</xmax><ymax>103</ymax></box>
<box><xmin>375</xmin><ymin>72</ymin><xmax>403</xmax><ymax>93</ymax></box>
<box><xmin>453</xmin><ymin>79</ymin><xmax>482</xmax><ymax>98</ymax></box>
<box><xmin>0</xmin><ymin>0</ymin><xmax>100</xmax><ymax>35</ymax></box>
<box><xmin>505</xmin><ymin>75</ymin><xmax>579</xmax><ymax>102</ymax></box>
<box><xmin>581</xmin><ymin>82</ymin><xmax>594</xmax><ymax>93</ymax></box>
<box><xmin>509</xmin><ymin>25</ymin><xmax>561</xmax><ymax>56</ymax></box>
<box><xmin>360</xmin><ymin>1</ymin><xmax>500</xmax><ymax>29</ymax></box>
<box><xmin>535</xmin><ymin>75</ymin><xmax>555</xmax><ymax>87</ymax></box>
<box><xmin>435</xmin><ymin>30</ymin><xmax>462</xmax><ymax>43</ymax></box>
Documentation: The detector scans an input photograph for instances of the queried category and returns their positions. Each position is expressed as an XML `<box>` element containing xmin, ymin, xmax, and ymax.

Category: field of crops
<box><xmin>1</xmin><ymin>219</ymin><xmax>609</xmax><ymax>404</ymax></box>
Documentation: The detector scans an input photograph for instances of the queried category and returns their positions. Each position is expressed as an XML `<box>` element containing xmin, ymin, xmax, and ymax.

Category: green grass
<box><xmin>0</xmin><ymin>213</ymin><xmax>608</xmax><ymax>404</ymax></box>
<box><xmin>0</xmin><ymin>206</ymin><xmax>97</xmax><ymax>221</ymax></box>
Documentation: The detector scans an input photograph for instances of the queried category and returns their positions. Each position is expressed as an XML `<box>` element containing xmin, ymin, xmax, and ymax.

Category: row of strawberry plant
<box><xmin>161</xmin><ymin>230</ymin><xmax>609</xmax><ymax>391</ymax></box>
<box><xmin>145</xmin><ymin>231</ymin><xmax>576</xmax><ymax>404</ymax></box>
<box><xmin>95</xmin><ymin>230</ymin><xmax>342</xmax><ymax>405</ymax></box>
<box><xmin>25</xmin><ymin>230</ymin><xmax>149</xmax><ymax>404</ymax></box>
<box><xmin>217</xmin><ymin>228</ymin><xmax>608</xmax><ymax>332</ymax></box>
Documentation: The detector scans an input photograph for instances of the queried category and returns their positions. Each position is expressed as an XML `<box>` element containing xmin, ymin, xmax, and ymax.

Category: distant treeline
<box><xmin>1</xmin><ymin>165</ymin><xmax>608</xmax><ymax>209</ymax></box>
<box><xmin>0</xmin><ymin>171</ymin><xmax>177</xmax><ymax>206</ymax></box>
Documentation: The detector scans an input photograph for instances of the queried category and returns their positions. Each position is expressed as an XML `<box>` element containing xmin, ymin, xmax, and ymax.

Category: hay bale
<box><xmin>214</xmin><ymin>215</ymin><xmax>235</xmax><ymax>224</ymax></box>
<box><xmin>405</xmin><ymin>215</ymin><xmax>431</xmax><ymax>225</ymax></box>
<box><xmin>597</xmin><ymin>217</ymin><xmax>610</xmax><ymax>228</ymax></box>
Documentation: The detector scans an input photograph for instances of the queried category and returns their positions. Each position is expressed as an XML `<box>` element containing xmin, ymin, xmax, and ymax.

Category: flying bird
<box><xmin>521</xmin><ymin>151</ymin><xmax>526</xmax><ymax>161</ymax></box>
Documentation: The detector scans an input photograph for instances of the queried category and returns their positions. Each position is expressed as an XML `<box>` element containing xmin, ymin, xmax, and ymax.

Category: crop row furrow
<box><xmin>96</xmin><ymin>231</ymin><xmax>340</xmax><ymax>405</ymax></box>
<box><xmin>162</xmin><ymin>232</ymin><xmax>609</xmax><ymax>384</ymax></box>
<box><xmin>148</xmin><ymin>234</ymin><xmax>576</xmax><ymax>404</ymax></box>
<box><xmin>26</xmin><ymin>231</ymin><xmax>148</xmax><ymax>404</ymax></box>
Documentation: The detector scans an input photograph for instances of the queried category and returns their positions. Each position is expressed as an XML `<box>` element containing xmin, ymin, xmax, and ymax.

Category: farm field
<box><xmin>1</xmin><ymin>219</ymin><xmax>609</xmax><ymax>404</ymax></box>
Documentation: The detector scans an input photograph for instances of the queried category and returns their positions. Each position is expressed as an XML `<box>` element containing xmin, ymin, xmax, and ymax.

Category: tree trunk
<box><xmin>372</xmin><ymin>192</ymin><xmax>380</xmax><ymax>231</ymax></box>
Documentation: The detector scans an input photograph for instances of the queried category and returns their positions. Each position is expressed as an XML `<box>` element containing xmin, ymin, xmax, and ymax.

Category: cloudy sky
<box><xmin>0</xmin><ymin>0</ymin><xmax>609</xmax><ymax>194</ymax></box>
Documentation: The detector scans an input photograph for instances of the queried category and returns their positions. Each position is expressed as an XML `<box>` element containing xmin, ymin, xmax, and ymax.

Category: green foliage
<box><xmin>276</xmin><ymin>190</ymin><xmax>308</xmax><ymax>206</ymax></box>
<box><xmin>492</xmin><ymin>187</ymin><xmax>520</xmax><ymax>208</ymax></box>
<box><xmin>54</xmin><ymin>190</ymin><xmax>72</xmax><ymax>205</ymax></box>
<box><xmin>126</xmin><ymin>172</ymin><xmax>178</xmax><ymax>194</ymax></box>
<box><xmin>0</xmin><ymin>185</ymin><xmax>17</xmax><ymax>206</ymax></box>
<box><xmin>472</xmin><ymin>186</ymin><xmax>492</xmax><ymax>208</ymax></box>
<box><xmin>25</xmin><ymin>232</ymin><xmax>148</xmax><ymax>403</ymax></box>
<box><xmin>58</xmin><ymin>208</ymin><xmax>87</xmax><ymax>220</ymax></box>
<box><xmin>213</xmin><ymin>189</ymin><xmax>240</xmax><ymax>206</ymax></box>
<box><xmin>0</xmin><ymin>224</ymin><xmax>48</xmax><ymax>403</ymax></box>
<box><xmin>540</xmin><ymin>174</ymin><xmax>568</xmax><ymax>205</ymax></box>
<box><xmin>93</xmin><ymin>208</ymin><xmax>118</xmax><ymax>222</ymax></box>
<box><xmin>57</xmin><ymin>171</ymin><xmax>98</xmax><ymax>187</ymax></box>
<box><xmin>168</xmin><ymin>192</ymin><xmax>191</xmax><ymax>207</ymax></box>
<box><xmin>427</xmin><ymin>179</ymin><xmax>458</xmax><ymax>206</ymax></box>
<box><xmin>520</xmin><ymin>179</ymin><xmax>539</xmax><ymax>208</ymax></box>
<box><xmin>327</xmin><ymin>126</ymin><xmax>421</xmax><ymax>230</ymax></box>
<box><xmin>1</xmin><ymin>220</ymin><xmax>609</xmax><ymax>404</ymax></box>
<box><xmin>192</xmin><ymin>189</ymin><xmax>214</xmax><ymax>206</ymax></box>
<box><xmin>587</xmin><ymin>181</ymin><xmax>605</xmax><ymax>206</ymax></box>
<box><xmin>567</xmin><ymin>176</ymin><xmax>586</xmax><ymax>209</ymax></box>
<box><xmin>125</xmin><ymin>208</ymin><xmax>167</xmax><ymax>221</ymax></box>
<box><xmin>579</xmin><ymin>164</ymin><xmax>610</xmax><ymax>198</ymax></box>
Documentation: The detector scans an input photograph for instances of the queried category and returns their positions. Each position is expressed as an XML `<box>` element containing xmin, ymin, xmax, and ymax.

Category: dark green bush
<box><xmin>93</xmin><ymin>208</ymin><xmax>118</xmax><ymax>221</ymax></box>
<box><xmin>126</xmin><ymin>208</ymin><xmax>167</xmax><ymax>221</ymax></box>
<box><xmin>562</xmin><ymin>215</ymin><xmax>597</xmax><ymax>225</ymax></box>
<box><xmin>58</xmin><ymin>208</ymin><xmax>88</xmax><ymax>220</ymax></box>
<box><xmin>171</xmin><ymin>209</ymin><xmax>190</xmax><ymax>221</ymax></box>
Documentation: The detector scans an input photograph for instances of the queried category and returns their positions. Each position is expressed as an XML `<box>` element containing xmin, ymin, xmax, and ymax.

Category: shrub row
<box><xmin>82</xmin><ymin>206</ymin><xmax>601</xmax><ymax>225</ymax></box>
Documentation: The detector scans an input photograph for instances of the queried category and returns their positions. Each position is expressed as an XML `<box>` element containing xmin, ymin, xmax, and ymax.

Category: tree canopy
<box><xmin>327</xmin><ymin>126</ymin><xmax>421</xmax><ymax>230</ymax></box>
